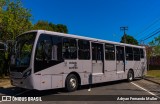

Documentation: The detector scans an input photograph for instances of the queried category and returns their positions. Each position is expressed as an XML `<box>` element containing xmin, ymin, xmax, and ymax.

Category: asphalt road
<box><xmin>0</xmin><ymin>79</ymin><xmax>160</xmax><ymax>104</ymax></box>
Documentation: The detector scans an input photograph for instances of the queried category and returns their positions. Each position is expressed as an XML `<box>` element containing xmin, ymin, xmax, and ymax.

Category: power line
<box><xmin>140</xmin><ymin>28</ymin><xmax>160</xmax><ymax>42</ymax></box>
<box><xmin>139</xmin><ymin>27</ymin><xmax>160</xmax><ymax>40</ymax></box>
<box><xmin>134</xmin><ymin>17</ymin><xmax>160</xmax><ymax>38</ymax></box>
<box><xmin>137</xmin><ymin>25</ymin><xmax>160</xmax><ymax>40</ymax></box>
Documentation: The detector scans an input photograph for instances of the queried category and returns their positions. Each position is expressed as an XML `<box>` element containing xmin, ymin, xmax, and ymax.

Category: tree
<box><xmin>33</xmin><ymin>20</ymin><xmax>68</xmax><ymax>33</ymax></box>
<box><xmin>0</xmin><ymin>0</ymin><xmax>69</xmax><ymax>77</ymax></box>
<box><xmin>0</xmin><ymin>0</ymin><xmax>6</xmax><ymax>39</ymax></box>
<box><xmin>0</xmin><ymin>0</ymin><xmax>6</xmax><ymax>13</ymax></box>
<box><xmin>0</xmin><ymin>0</ymin><xmax>32</xmax><ymax>77</ymax></box>
<box><xmin>0</xmin><ymin>0</ymin><xmax>32</xmax><ymax>41</ymax></box>
<box><xmin>149</xmin><ymin>35</ymin><xmax>160</xmax><ymax>56</ymax></box>
<box><xmin>120</xmin><ymin>34</ymin><xmax>138</xmax><ymax>45</ymax></box>
<box><xmin>33</xmin><ymin>20</ymin><xmax>53</xmax><ymax>31</ymax></box>
<box><xmin>56</xmin><ymin>24</ymin><xmax>68</xmax><ymax>33</ymax></box>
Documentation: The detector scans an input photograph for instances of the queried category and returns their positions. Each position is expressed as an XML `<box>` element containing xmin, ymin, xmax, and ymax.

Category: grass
<box><xmin>147</xmin><ymin>70</ymin><xmax>160</xmax><ymax>78</ymax></box>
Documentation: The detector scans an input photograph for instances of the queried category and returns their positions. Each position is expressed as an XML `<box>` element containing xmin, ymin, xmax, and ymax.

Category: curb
<box><xmin>144</xmin><ymin>78</ymin><xmax>160</xmax><ymax>85</ymax></box>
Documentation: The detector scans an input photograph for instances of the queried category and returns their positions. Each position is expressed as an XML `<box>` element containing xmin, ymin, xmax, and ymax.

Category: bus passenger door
<box><xmin>92</xmin><ymin>43</ymin><xmax>104</xmax><ymax>74</ymax></box>
<box><xmin>116</xmin><ymin>46</ymin><xmax>125</xmax><ymax>73</ymax></box>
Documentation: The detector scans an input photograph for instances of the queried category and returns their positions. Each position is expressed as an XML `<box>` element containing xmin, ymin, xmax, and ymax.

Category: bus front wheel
<box><xmin>65</xmin><ymin>74</ymin><xmax>78</xmax><ymax>92</ymax></box>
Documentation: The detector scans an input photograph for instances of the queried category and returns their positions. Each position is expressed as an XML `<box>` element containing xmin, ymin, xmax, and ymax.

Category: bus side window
<box><xmin>51</xmin><ymin>36</ymin><xmax>62</xmax><ymax>61</ymax></box>
<box><xmin>105</xmin><ymin>44</ymin><xmax>115</xmax><ymax>60</ymax></box>
<box><xmin>133</xmin><ymin>48</ymin><xmax>140</xmax><ymax>61</ymax></box>
<box><xmin>78</xmin><ymin>40</ymin><xmax>90</xmax><ymax>60</ymax></box>
<box><xmin>116</xmin><ymin>46</ymin><xmax>124</xmax><ymax>61</ymax></box>
<box><xmin>34</xmin><ymin>34</ymin><xmax>63</xmax><ymax>73</ymax></box>
<box><xmin>125</xmin><ymin>47</ymin><xmax>133</xmax><ymax>60</ymax></box>
<box><xmin>62</xmin><ymin>38</ymin><xmax>77</xmax><ymax>59</ymax></box>
<box><xmin>35</xmin><ymin>35</ymin><xmax>52</xmax><ymax>61</ymax></box>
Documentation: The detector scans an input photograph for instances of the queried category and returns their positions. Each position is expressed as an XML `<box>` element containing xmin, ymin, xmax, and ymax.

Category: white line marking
<box><xmin>14</xmin><ymin>89</ymin><xmax>31</xmax><ymax>96</ymax></box>
<box><xmin>131</xmin><ymin>82</ymin><xmax>160</xmax><ymax>99</ymax></box>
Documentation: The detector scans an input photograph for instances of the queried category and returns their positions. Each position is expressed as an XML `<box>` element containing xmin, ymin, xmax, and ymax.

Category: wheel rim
<box><xmin>70</xmin><ymin>78</ymin><xmax>77</xmax><ymax>88</ymax></box>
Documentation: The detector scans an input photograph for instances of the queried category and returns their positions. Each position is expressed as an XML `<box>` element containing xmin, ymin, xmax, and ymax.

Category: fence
<box><xmin>149</xmin><ymin>56</ymin><xmax>160</xmax><ymax>70</ymax></box>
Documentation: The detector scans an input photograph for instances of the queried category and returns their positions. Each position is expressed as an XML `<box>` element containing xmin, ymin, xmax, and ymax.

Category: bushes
<box><xmin>149</xmin><ymin>65</ymin><xmax>160</xmax><ymax>70</ymax></box>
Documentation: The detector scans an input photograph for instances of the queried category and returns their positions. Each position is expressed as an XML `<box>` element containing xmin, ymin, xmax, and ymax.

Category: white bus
<box><xmin>10</xmin><ymin>30</ymin><xmax>147</xmax><ymax>92</ymax></box>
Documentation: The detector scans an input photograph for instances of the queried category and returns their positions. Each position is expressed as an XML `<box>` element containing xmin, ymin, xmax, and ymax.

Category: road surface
<box><xmin>0</xmin><ymin>79</ymin><xmax>160</xmax><ymax>104</ymax></box>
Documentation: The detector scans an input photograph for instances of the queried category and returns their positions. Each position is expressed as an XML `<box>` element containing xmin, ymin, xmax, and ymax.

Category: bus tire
<box><xmin>127</xmin><ymin>70</ymin><xmax>134</xmax><ymax>82</ymax></box>
<box><xmin>65</xmin><ymin>74</ymin><xmax>78</xmax><ymax>92</ymax></box>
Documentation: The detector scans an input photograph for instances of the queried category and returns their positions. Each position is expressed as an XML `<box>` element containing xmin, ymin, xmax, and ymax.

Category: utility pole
<box><xmin>120</xmin><ymin>26</ymin><xmax>128</xmax><ymax>43</ymax></box>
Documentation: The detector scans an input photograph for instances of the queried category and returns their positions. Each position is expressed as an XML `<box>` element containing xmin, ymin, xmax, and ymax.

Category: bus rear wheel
<box><xmin>127</xmin><ymin>70</ymin><xmax>134</xmax><ymax>82</ymax></box>
<box><xmin>65</xmin><ymin>74</ymin><xmax>78</xmax><ymax>92</ymax></box>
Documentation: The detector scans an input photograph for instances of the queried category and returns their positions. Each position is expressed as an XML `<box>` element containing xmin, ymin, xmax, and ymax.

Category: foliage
<box><xmin>120</xmin><ymin>34</ymin><xmax>138</xmax><ymax>45</ymax></box>
<box><xmin>33</xmin><ymin>20</ymin><xmax>68</xmax><ymax>33</ymax></box>
<box><xmin>0</xmin><ymin>0</ymin><xmax>69</xmax><ymax>77</ymax></box>
<box><xmin>55</xmin><ymin>24</ymin><xmax>68</xmax><ymax>33</ymax></box>
<box><xmin>0</xmin><ymin>0</ymin><xmax>68</xmax><ymax>42</ymax></box>
<box><xmin>0</xmin><ymin>0</ymin><xmax>6</xmax><ymax>12</ymax></box>
<box><xmin>149</xmin><ymin>35</ymin><xmax>160</xmax><ymax>56</ymax></box>
<box><xmin>33</xmin><ymin>21</ymin><xmax>53</xmax><ymax>31</ymax></box>
<box><xmin>0</xmin><ymin>0</ymin><xmax>32</xmax><ymax>41</ymax></box>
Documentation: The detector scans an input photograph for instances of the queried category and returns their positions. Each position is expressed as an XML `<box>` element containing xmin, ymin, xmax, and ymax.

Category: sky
<box><xmin>21</xmin><ymin>0</ymin><xmax>160</xmax><ymax>44</ymax></box>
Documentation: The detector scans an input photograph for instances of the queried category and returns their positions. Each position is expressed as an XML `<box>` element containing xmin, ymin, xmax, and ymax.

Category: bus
<box><xmin>10</xmin><ymin>30</ymin><xmax>147</xmax><ymax>92</ymax></box>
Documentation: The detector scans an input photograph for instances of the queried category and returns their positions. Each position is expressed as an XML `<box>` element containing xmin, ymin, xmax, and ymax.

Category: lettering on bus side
<box><xmin>69</xmin><ymin>62</ymin><xmax>78</xmax><ymax>69</ymax></box>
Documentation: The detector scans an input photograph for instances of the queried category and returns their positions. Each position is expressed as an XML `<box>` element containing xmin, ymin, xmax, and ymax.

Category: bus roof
<box><xmin>23</xmin><ymin>30</ymin><xmax>145</xmax><ymax>49</ymax></box>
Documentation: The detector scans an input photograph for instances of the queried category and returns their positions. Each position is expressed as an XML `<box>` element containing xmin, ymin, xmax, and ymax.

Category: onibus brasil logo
<box><xmin>1</xmin><ymin>96</ymin><xmax>42</xmax><ymax>102</ymax></box>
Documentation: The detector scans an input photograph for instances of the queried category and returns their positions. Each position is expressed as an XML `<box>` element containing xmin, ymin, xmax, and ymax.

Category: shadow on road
<box><xmin>0</xmin><ymin>87</ymin><xmax>24</xmax><ymax>96</ymax></box>
<box><xmin>79</xmin><ymin>78</ymin><xmax>142</xmax><ymax>90</ymax></box>
<box><xmin>0</xmin><ymin>86</ymin><xmax>66</xmax><ymax>97</ymax></box>
<box><xmin>0</xmin><ymin>78</ymin><xmax>143</xmax><ymax>97</ymax></box>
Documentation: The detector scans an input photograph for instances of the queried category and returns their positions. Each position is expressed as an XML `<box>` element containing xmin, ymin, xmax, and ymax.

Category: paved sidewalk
<box><xmin>144</xmin><ymin>76</ymin><xmax>160</xmax><ymax>85</ymax></box>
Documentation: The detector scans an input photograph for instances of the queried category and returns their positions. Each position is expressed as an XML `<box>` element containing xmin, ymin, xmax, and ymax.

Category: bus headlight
<box><xmin>23</xmin><ymin>69</ymin><xmax>31</xmax><ymax>78</ymax></box>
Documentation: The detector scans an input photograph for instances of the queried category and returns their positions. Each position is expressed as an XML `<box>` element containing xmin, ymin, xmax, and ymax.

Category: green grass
<box><xmin>147</xmin><ymin>70</ymin><xmax>160</xmax><ymax>78</ymax></box>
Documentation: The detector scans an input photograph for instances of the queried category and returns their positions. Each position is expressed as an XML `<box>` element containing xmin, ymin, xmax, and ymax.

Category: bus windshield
<box><xmin>10</xmin><ymin>32</ymin><xmax>36</xmax><ymax>72</ymax></box>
